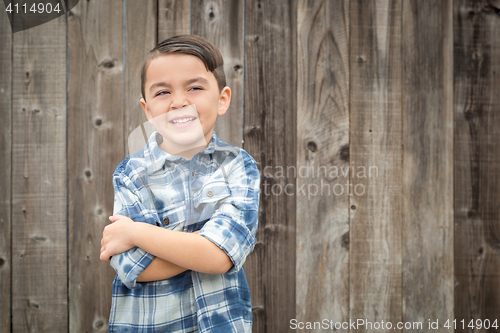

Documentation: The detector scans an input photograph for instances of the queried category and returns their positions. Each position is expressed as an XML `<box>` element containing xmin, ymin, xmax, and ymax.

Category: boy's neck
<box><xmin>158</xmin><ymin>131</ymin><xmax>212</xmax><ymax>160</ymax></box>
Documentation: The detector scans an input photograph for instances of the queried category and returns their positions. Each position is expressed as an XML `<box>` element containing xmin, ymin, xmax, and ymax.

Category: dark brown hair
<box><xmin>141</xmin><ymin>35</ymin><xmax>226</xmax><ymax>100</ymax></box>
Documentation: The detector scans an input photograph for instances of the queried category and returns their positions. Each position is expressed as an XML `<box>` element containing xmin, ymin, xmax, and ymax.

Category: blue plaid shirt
<box><xmin>108</xmin><ymin>131</ymin><xmax>260</xmax><ymax>332</ymax></box>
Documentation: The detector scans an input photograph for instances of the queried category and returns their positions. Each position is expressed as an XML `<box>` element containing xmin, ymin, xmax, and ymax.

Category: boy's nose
<box><xmin>170</xmin><ymin>94</ymin><xmax>189</xmax><ymax>110</ymax></box>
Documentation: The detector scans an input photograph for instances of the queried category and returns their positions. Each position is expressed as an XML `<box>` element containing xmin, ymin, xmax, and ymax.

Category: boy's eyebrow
<box><xmin>185</xmin><ymin>76</ymin><xmax>209</xmax><ymax>85</ymax></box>
<box><xmin>149</xmin><ymin>77</ymin><xmax>209</xmax><ymax>93</ymax></box>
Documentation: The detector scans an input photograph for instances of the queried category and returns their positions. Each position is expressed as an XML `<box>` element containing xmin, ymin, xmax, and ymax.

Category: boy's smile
<box><xmin>140</xmin><ymin>53</ymin><xmax>231</xmax><ymax>159</ymax></box>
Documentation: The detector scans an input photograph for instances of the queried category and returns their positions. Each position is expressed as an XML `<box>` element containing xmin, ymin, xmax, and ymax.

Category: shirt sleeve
<box><xmin>109</xmin><ymin>167</ymin><xmax>158</xmax><ymax>289</ymax></box>
<box><xmin>198</xmin><ymin>151</ymin><xmax>261</xmax><ymax>274</ymax></box>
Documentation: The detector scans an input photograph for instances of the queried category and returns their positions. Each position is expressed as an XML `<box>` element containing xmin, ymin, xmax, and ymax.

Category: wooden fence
<box><xmin>1</xmin><ymin>0</ymin><xmax>499</xmax><ymax>332</ymax></box>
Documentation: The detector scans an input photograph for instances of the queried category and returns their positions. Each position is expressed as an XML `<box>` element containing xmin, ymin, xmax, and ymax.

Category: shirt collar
<box><xmin>143</xmin><ymin>131</ymin><xmax>237</xmax><ymax>175</ymax></box>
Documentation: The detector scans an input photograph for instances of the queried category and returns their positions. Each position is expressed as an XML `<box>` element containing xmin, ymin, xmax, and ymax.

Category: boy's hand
<box><xmin>100</xmin><ymin>214</ymin><xmax>137</xmax><ymax>261</ymax></box>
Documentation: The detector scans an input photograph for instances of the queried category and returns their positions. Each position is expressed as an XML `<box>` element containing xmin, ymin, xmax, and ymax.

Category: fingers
<box><xmin>100</xmin><ymin>229</ymin><xmax>109</xmax><ymax>260</ymax></box>
<box><xmin>100</xmin><ymin>244</ymin><xmax>113</xmax><ymax>261</ymax></box>
<box><xmin>101</xmin><ymin>228</ymin><xmax>109</xmax><ymax>247</ymax></box>
<box><xmin>101</xmin><ymin>215</ymin><xmax>126</xmax><ymax>260</ymax></box>
<box><xmin>101</xmin><ymin>220</ymin><xmax>111</xmax><ymax>261</ymax></box>
<box><xmin>100</xmin><ymin>247</ymin><xmax>108</xmax><ymax>261</ymax></box>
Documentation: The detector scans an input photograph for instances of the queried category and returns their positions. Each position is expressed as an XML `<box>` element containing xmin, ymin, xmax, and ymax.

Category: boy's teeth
<box><xmin>172</xmin><ymin>117</ymin><xmax>195</xmax><ymax>124</ymax></box>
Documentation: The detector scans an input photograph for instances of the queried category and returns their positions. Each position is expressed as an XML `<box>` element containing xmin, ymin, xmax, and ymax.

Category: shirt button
<box><xmin>192</xmin><ymin>169</ymin><xmax>195</xmax><ymax>176</ymax></box>
<box><xmin>207</xmin><ymin>190</ymin><xmax>214</xmax><ymax>197</ymax></box>
<box><xmin>163</xmin><ymin>217</ymin><xmax>169</xmax><ymax>225</ymax></box>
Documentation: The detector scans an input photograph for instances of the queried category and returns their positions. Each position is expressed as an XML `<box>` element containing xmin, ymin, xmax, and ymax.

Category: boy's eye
<box><xmin>189</xmin><ymin>87</ymin><xmax>202</xmax><ymax>91</ymax></box>
<box><xmin>155</xmin><ymin>91</ymin><xmax>170</xmax><ymax>97</ymax></box>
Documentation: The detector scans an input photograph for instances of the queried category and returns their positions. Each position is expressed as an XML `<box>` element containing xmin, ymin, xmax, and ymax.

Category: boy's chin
<box><xmin>158</xmin><ymin>131</ymin><xmax>207</xmax><ymax>150</ymax></box>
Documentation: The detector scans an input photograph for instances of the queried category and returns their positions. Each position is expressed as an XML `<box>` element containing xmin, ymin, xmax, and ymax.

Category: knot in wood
<box><xmin>307</xmin><ymin>141</ymin><xmax>317</xmax><ymax>152</ymax></box>
<box><xmin>339</xmin><ymin>144</ymin><xmax>349</xmax><ymax>161</ymax></box>
<box><xmin>208</xmin><ymin>8</ymin><xmax>215</xmax><ymax>20</ymax></box>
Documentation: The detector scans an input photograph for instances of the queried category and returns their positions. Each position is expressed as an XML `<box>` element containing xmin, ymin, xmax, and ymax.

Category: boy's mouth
<box><xmin>170</xmin><ymin>117</ymin><xmax>197</xmax><ymax>125</ymax></box>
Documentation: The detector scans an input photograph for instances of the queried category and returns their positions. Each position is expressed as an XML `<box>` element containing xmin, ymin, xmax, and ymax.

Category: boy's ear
<box><xmin>140</xmin><ymin>98</ymin><xmax>153</xmax><ymax>123</ymax></box>
<box><xmin>217</xmin><ymin>86</ymin><xmax>231</xmax><ymax>116</ymax></box>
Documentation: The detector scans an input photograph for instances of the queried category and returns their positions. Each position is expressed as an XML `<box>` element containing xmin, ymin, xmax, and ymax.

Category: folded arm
<box><xmin>136</xmin><ymin>257</ymin><xmax>187</xmax><ymax>282</ymax></box>
<box><xmin>135</xmin><ymin>230</ymin><xmax>202</xmax><ymax>282</ymax></box>
<box><xmin>101</xmin><ymin>217</ymin><xmax>233</xmax><ymax>275</ymax></box>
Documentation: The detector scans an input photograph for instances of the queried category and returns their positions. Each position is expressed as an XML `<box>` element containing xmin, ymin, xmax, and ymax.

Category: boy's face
<box><xmin>140</xmin><ymin>53</ymin><xmax>230</xmax><ymax>154</ymax></box>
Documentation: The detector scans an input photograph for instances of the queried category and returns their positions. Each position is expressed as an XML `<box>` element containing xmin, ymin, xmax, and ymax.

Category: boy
<box><xmin>100</xmin><ymin>35</ymin><xmax>260</xmax><ymax>333</ymax></box>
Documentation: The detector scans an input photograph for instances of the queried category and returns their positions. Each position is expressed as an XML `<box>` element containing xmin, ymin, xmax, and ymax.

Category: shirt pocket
<box><xmin>192</xmin><ymin>180</ymin><xmax>231</xmax><ymax>221</ymax></box>
<box><xmin>157</xmin><ymin>201</ymin><xmax>187</xmax><ymax>230</ymax></box>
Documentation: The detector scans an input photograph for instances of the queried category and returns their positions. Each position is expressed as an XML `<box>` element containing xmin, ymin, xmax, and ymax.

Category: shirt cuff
<box><xmin>198</xmin><ymin>210</ymin><xmax>257</xmax><ymax>274</ymax></box>
<box><xmin>110</xmin><ymin>246</ymin><xmax>155</xmax><ymax>289</ymax></box>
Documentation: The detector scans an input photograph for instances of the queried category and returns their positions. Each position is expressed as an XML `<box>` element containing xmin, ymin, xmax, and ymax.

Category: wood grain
<box><xmin>2</xmin><ymin>2</ymin><xmax>500</xmax><ymax>332</ymax></box>
<box><xmin>0</xmin><ymin>0</ymin><xmax>12</xmax><ymax>331</ymax></box>
<box><xmin>11</xmin><ymin>14</ymin><xmax>68</xmax><ymax>333</ymax></box>
<box><xmin>243</xmin><ymin>0</ymin><xmax>297</xmax><ymax>331</ymax></box>
<box><xmin>68</xmin><ymin>0</ymin><xmax>123</xmax><ymax>331</ymax></box>
<box><xmin>296</xmin><ymin>0</ymin><xmax>350</xmax><ymax>331</ymax></box>
<box><xmin>402</xmin><ymin>0</ymin><xmax>454</xmax><ymax>331</ymax></box>
<box><xmin>191</xmin><ymin>0</ymin><xmax>244</xmax><ymax>147</ymax></box>
<box><xmin>125</xmin><ymin>0</ymin><xmax>157</xmax><ymax>156</ymax></box>
<box><xmin>349</xmin><ymin>1</ymin><xmax>403</xmax><ymax>331</ymax></box>
<box><xmin>454</xmin><ymin>0</ymin><xmax>500</xmax><ymax>330</ymax></box>
<box><xmin>157</xmin><ymin>0</ymin><xmax>191</xmax><ymax>42</ymax></box>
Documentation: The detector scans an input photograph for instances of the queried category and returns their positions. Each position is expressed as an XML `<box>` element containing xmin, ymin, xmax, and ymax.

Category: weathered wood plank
<box><xmin>0</xmin><ymin>0</ymin><xmax>12</xmax><ymax>331</ymax></box>
<box><xmin>11</xmin><ymin>14</ymin><xmax>68</xmax><ymax>333</ymax></box>
<box><xmin>68</xmin><ymin>0</ymin><xmax>123</xmax><ymax>331</ymax></box>
<box><xmin>296</xmin><ymin>0</ymin><xmax>350</xmax><ymax>331</ymax></box>
<box><xmin>125</xmin><ymin>0</ymin><xmax>157</xmax><ymax>156</ymax></box>
<box><xmin>243</xmin><ymin>0</ymin><xmax>297</xmax><ymax>331</ymax></box>
<box><xmin>402</xmin><ymin>0</ymin><xmax>454</xmax><ymax>331</ymax></box>
<box><xmin>157</xmin><ymin>0</ymin><xmax>191</xmax><ymax>42</ymax></box>
<box><xmin>191</xmin><ymin>0</ymin><xmax>244</xmax><ymax>147</ymax></box>
<box><xmin>454</xmin><ymin>0</ymin><xmax>500</xmax><ymax>330</ymax></box>
<box><xmin>349</xmin><ymin>0</ymin><xmax>403</xmax><ymax>331</ymax></box>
